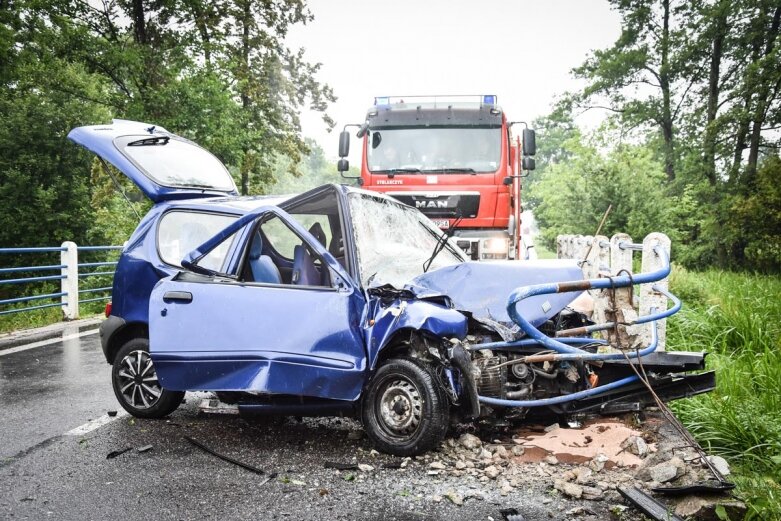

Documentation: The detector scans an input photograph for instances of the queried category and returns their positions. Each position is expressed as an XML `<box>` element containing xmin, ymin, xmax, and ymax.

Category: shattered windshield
<box><xmin>367</xmin><ymin>127</ymin><xmax>501</xmax><ymax>173</ymax></box>
<box><xmin>349</xmin><ymin>193</ymin><xmax>465</xmax><ymax>287</ymax></box>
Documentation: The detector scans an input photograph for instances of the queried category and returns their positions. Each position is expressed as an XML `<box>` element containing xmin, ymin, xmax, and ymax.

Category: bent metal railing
<box><xmin>0</xmin><ymin>242</ymin><xmax>121</xmax><ymax>318</ymax></box>
<box><xmin>470</xmin><ymin>232</ymin><xmax>677</xmax><ymax>408</ymax></box>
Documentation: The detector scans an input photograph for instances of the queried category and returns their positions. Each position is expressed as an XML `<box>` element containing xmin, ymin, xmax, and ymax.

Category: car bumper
<box><xmin>99</xmin><ymin>315</ymin><xmax>126</xmax><ymax>363</ymax></box>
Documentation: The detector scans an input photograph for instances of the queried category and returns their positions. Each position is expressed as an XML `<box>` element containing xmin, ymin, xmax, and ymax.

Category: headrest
<box><xmin>308</xmin><ymin>222</ymin><xmax>327</xmax><ymax>247</ymax></box>
<box><xmin>249</xmin><ymin>231</ymin><xmax>263</xmax><ymax>260</ymax></box>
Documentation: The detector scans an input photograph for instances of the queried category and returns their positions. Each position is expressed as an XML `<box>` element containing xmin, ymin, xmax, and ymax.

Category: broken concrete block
<box><xmin>458</xmin><ymin>433</ymin><xmax>482</xmax><ymax>450</ymax></box>
<box><xmin>581</xmin><ymin>486</ymin><xmax>604</xmax><ymax>500</ymax></box>
<box><xmin>621</xmin><ymin>436</ymin><xmax>648</xmax><ymax>458</ymax></box>
<box><xmin>484</xmin><ymin>465</ymin><xmax>501</xmax><ymax>479</ymax></box>
<box><xmin>705</xmin><ymin>455</ymin><xmax>730</xmax><ymax>476</ymax></box>
<box><xmin>554</xmin><ymin>479</ymin><xmax>583</xmax><ymax>499</ymax></box>
<box><xmin>647</xmin><ymin>456</ymin><xmax>685</xmax><ymax>483</ymax></box>
<box><xmin>429</xmin><ymin>461</ymin><xmax>446</xmax><ymax>470</ymax></box>
<box><xmin>589</xmin><ymin>453</ymin><xmax>609</xmax><ymax>472</ymax></box>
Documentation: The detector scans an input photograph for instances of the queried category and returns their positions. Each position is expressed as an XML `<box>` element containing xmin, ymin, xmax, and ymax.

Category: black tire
<box><xmin>111</xmin><ymin>337</ymin><xmax>184</xmax><ymax>419</ymax></box>
<box><xmin>361</xmin><ymin>358</ymin><xmax>450</xmax><ymax>457</ymax></box>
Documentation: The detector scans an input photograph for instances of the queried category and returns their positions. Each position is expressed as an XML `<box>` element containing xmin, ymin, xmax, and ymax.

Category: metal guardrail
<box><xmin>0</xmin><ymin>243</ymin><xmax>122</xmax><ymax>318</ymax></box>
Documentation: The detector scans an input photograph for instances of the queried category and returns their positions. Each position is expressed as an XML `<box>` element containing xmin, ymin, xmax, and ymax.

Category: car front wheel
<box><xmin>111</xmin><ymin>338</ymin><xmax>184</xmax><ymax>419</ymax></box>
<box><xmin>361</xmin><ymin>358</ymin><xmax>450</xmax><ymax>456</ymax></box>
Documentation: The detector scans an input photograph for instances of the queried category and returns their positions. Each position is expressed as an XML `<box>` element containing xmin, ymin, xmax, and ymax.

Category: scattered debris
<box><xmin>357</xmin><ymin>464</ymin><xmax>374</xmax><ymax>472</ymax></box>
<box><xmin>198</xmin><ymin>398</ymin><xmax>239</xmax><ymax>415</ymax></box>
<box><xmin>324</xmin><ymin>461</ymin><xmax>358</xmax><ymax>471</ymax></box>
<box><xmin>618</xmin><ymin>486</ymin><xmax>684</xmax><ymax>521</ymax></box>
<box><xmin>554</xmin><ymin>479</ymin><xmax>583</xmax><ymax>499</ymax></box>
<box><xmin>346</xmin><ymin>430</ymin><xmax>363</xmax><ymax>441</ymax></box>
<box><xmin>458</xmin><ymin>433</ymin><xmax>482</xmax><ymax>449</ymax></box>
<box><xmin>499</xmin><ymin>507</ymin><xmax>525</xmax><ymax>521</ymax></box>
<box><xmin>106</xmin><ymin>447</ymin><xmax>132</xmax><ymax>459</ymax></box>
<box><xmin>443</xmin><ymin>490</ymin><xmax>463</xmax><ymax>505</ymax></box>
<box><xmin>184</xmin><ymin>435</ymin><xmax>272</xmax><ymax>477</ymax></box>
<box><xmin>646</xmin><ymin>456</ymin><xmax>685</xmax><ymax>483</ymax></box>
<box><xmin>136</xmin><ymin>445</ymin><xmax>153</xmax><ymax>453</ymax></box>
<box><xmin>705</xmin><ymin>455</ymin><xmax>730</xmax><ymax>476</ymax></box>
<box><xmin>106</xmin><ymin>410</ymin><xmax>118</xmax><ymax>417</ymax></box>
<box><xmin>621</xmin><ymin>435</ymin><xmax>649</xmax><ymax>458</ymax></box>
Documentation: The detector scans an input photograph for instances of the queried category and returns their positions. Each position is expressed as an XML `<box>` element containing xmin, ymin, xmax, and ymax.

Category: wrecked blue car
<box><xmin>70</xmin><ymin>120</ymin><xmax>714</xmax><ymax>456</ymax></box>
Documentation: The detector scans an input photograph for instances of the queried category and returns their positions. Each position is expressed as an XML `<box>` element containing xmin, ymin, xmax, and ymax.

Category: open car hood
<box><xmin>68</xmin><ymin>119</ymin><xmax>238</xmax><ymax>203</ymax></box>
<box><xmin>408</xmin><ymin>260</ymin><xmax>584</xmax><ymax>339</ymax></box>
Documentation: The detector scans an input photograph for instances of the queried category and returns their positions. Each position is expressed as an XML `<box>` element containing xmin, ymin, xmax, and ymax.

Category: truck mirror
<box><xmin>522</xmin><ymin>128</ymin><xmax>536</xmax><ymax>156</ymax></box>
<box><xmin>338</xmin><ymin>130</ymin><xmax>350</xmax><ymax>158</ymax></box>
<box><xmin>522</xmin><ymin>156</ymin><xmax>536</xmax><ymax>171</ymax></box>
<box><xmin>337</xmin><ymin>158</ymin><xmax>350</xmax><ymax>172</ymax></box>
<box><xmin>502</xmin><ymin>176</ymin><xmax>513</xmax><ymax>185</ymax></box>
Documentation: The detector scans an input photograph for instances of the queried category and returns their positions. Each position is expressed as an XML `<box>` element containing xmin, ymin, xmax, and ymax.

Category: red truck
<box><xmin>337</xmin><ymin>95</ymin><xmax>536</xmax><ymax>260</ymax></box>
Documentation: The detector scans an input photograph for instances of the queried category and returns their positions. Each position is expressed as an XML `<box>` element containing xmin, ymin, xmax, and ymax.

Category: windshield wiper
<box><xmin>420</xmin><ymin>167</ymin><xmax>476</xmax><ymax>174</ymax></box>
<box><xmin>423</xmin><ymin>214</ymin><xmax>464</xmax><ymax>273</ymax></box>
<box><xmin>373</xmin><ymin>168</ymin><xmax>421</xmax><ymax>177</ymax></box>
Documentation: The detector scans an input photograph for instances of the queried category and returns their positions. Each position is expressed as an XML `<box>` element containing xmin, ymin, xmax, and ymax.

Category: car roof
<box><xmin>155</xmin><ymin>183</ymin><xmax>403</xmax><ymax>215</ymax></box>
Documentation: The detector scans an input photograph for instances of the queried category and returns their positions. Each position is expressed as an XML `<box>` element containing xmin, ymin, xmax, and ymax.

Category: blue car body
<box><xmin>70</xmin><ymin>119</ymin><xmax>582</xmax><ymax>409</ymax></box>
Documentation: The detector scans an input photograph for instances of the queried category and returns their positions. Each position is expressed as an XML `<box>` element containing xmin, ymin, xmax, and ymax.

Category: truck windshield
<box><xmin>349</xmin><ymin>193</ymin><xmax>465</xmax><ymax>287</ymax></box>
<box><xmin>367</xmin><ymin>127</ymin><xmax>501</xmax><ymax>173</ymax></box>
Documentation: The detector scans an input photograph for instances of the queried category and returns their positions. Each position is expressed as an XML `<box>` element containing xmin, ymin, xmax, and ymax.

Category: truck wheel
<box><xmin>111</xmin><ymin>338</ymin><xmax>184</xmax><ymax>419</ymax></box>
<box><xmin>361</xmin><ymin>358</ymin><xmax>449</xmax><ymax>456</ymax></box>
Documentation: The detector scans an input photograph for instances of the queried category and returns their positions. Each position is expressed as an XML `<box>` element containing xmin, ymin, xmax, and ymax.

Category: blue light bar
<box><xmin>374</xmin><ymin>97</ymin><xmax>390</xmax><ymax>106</ymax></box>
<box><xmin>483</xmin><ymin>95</ymin><xmax>497</xmax><ymax>105</ymax></box>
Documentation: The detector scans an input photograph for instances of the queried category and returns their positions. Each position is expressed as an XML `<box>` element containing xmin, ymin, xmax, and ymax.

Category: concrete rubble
<box><xmin>375</xmin><ymin>413</ymin><xmax>745</xmax><ymax>519</ymax></box>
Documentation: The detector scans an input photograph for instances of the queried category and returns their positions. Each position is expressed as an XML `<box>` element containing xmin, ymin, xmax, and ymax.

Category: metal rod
<box><xmin>77</xmin><ymin>246</ymin><xmax>123</xmax><ymax>251</ymax></box>
<box><xmin>80</xmin><ymin>296</ymin><xmax>111</xmax><ymax>304</ymax></box>
<box><xmin>77</xmin><ymin>261</ymin><xmax>118</xmax><ymax>268</ymax></box>
<box><xmin>78</xmin><ymin>287</ymin><xmax>112</xmax><ymax>294</ymax></box>
<box><xmin>0</xmin><ymin>275</ymin><xmax>66</xmax><ymax>285</ymax></box>
<box><xmin>0</xmin><ymin>247</ymin><xmax>67</xmax><ymax>254</ymax></box>
<box><xmin>0</xmin><ymin>264</ymin><xmax>67</xmax><ymax>274</ymax></box>
<box><xmin>0</xmin><ymin>292</ymin><xmax>67</xmax><ymax>306</ymax></box>
<box><xmin>78</xmin><ymin>271</ymin><xmax>115</xmax><ymax>278</ymax></box>
<box><xmin>0</xmin><ymin>301</ymin><xmax>63</xmax><ymax>316</ymax></box>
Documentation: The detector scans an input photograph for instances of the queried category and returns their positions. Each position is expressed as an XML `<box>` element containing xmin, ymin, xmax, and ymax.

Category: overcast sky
<box><xmin>286</xmin><ymin>0</ymin><xmax>622</xmax><ymax>163</ymax></box>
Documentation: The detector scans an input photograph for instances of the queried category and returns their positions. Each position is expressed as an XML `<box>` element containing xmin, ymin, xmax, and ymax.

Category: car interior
<box><xmin>240</xmin><ymin>189</ymin><xmax>347</xmax><ymax>287</ymax></box>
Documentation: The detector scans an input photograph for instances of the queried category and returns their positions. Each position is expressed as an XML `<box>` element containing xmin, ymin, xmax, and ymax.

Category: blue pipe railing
<box><xmin>475</xmin><ymin>239</ymin><xmax>678</xmax><ymax>408</ymax></box>
<box><xmin>0</xmin><ymin>243</ymin><xmax>121</xmax><ymax>317</ymax></box>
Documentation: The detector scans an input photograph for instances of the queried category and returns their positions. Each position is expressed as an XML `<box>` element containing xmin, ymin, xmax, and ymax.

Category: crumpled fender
<box><xmin>366</xmin><ymin>297</ymin><xmax>468</xmax><ymax>370</ymax></box>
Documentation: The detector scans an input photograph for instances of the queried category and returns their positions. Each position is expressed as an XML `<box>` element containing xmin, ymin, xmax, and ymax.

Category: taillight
<box><xmin>105</xmin><ymin>302</ymin><xmax>112</xmax><ymax>318</ymax></box>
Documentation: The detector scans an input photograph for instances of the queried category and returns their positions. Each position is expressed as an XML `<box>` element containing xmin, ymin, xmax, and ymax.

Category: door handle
<box><xmin>163</xmin><ymin>291</ymin><xmax>193</xmax><ymax>303</ymax></box>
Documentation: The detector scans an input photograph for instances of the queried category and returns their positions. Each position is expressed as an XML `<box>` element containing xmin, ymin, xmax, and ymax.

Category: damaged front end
<box><xmin>371</xmin><ymin>236</ymin><xmax>714</xmax><ymax>428</ymax></box>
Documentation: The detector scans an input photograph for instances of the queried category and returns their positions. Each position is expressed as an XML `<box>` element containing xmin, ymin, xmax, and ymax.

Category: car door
<box><xmin>148</xmin><ymin>206</ymin><xmax>368</xmax><ymax>402</ymax></box>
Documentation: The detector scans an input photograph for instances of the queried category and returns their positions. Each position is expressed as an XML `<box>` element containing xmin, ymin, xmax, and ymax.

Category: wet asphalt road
<box><xmin>0</xmin><ymin>324</ymin><xmax>623</xmax><ymax>521</ymax></box>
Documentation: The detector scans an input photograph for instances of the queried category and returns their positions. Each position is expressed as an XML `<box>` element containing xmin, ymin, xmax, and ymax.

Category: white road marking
<box><xmin>65</xmin><ymin>410</ymin><xmax>129</xmax><ymax>436</ymax></box>
<box><xmin>0</xmin><ymin>328</ymin><xmax>99</xmax><ymax>357</ymax></box>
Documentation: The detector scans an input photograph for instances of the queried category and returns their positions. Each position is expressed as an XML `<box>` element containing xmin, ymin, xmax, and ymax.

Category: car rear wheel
<box><xmin>361</xmin><ymin>358</ymin><xmax>449</xmax><ymax>456</ymax></box>
<box><xmin>111</xmin><ymin>338</ymin><xmax>184</xmax><ymax>419</ymax></box>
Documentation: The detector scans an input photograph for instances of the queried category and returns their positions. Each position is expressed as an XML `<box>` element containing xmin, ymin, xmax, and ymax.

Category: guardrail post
<box><xmin>61</xmin><ymin>241</ymin><xmax>79</xmax><ymax>320</ymax></box>
<box><xmin>640</xmin><ymin>233</ymin><xmax>671</xmax><ymax>351</ymax></box>
<box><xmin>607</xmin><ymin>233</ymin><xmax>639</xmax><ymax>348</ymax></box>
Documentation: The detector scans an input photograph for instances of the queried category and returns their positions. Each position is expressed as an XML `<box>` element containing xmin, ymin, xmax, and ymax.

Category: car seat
<box><xmin>292</xmin><ymin>245</ymin><xmax>320</xmax><ymax>285</ymax></box>
<box><xmin>248</xmin><ymin>231</ymin><xmax>281</xmax><ymax>284</ymax></box>
<box><xmin>308</xmin><ymin>222</ymin><xmax>327</xmax><ymax>247</ymax></box>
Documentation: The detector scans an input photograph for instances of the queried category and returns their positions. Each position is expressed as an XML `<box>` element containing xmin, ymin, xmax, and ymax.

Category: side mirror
<box><xmin>522</xmin><ymin>128</ymin><xmax>536</xmax><ymax>156</ymax></box>
<box><xmin>502</xmin><ymin>176</ymin><xmax>513</xmax><ymax>185</ymax></box>
<box><xmin>522</xmin><ymin>156</ymin><xmax>536</xmax><ymax>171</ymax></box>
<box><xmin>337</xmin><ymin>158</ymin><xmax>350</xmax><ymax>172</ymax></box>
<box><xmin>338</xmin><ymin>130</ymin><xmax>350</xmax><ymax>158</ymax></box>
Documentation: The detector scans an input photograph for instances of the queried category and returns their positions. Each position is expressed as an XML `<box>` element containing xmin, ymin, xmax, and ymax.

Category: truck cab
<box><xmin>338</xmin><ymin>95</ymin><xmax>536</xmax><ymax>260</ymax></box>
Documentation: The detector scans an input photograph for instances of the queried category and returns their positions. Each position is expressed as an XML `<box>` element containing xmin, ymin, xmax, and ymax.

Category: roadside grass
<box><xmin>0</xmin><ymin>302</ymin><xmax>105</xmax><ymax>334</ymax></box>
<box><xmin>668</xmin><ymin>268</ymin><xmax>781</xmax><ymax>519</ymax></box>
